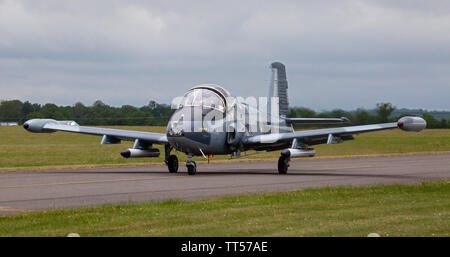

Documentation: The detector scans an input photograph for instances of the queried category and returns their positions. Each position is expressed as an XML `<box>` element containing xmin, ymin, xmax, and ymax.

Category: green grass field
<box><xmin>0</xmin><ymin>181</ymin><xmax>448</xmax><ymax>237</ymax></box>
<box><xmin>0</xmin><ymin>126</ymin><xmax>448</xmax><ymax>237</ymax></box>
<box><xmin>0</xmin><ymin>126</ymin><xmax>449</xmax><ymax>171</ymax></box>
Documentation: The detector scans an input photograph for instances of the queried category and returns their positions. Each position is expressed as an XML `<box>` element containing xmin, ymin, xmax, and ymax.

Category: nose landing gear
<box><xmin>186</xmin><ymin>154</ymin><xmax>197</xmax><ymax>175</ymax></box>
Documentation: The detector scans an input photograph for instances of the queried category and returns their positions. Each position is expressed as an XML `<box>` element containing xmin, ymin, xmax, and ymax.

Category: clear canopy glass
<box><xmin>181</xmin><ymin>88</ymin><xmax>225</xmax><ymax>112</ymax></box>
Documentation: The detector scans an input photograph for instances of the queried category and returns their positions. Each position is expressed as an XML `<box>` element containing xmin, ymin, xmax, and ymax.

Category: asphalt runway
<box><xmin>0</xmin><ymin>153</ymin><xmax>449</xmax><ymax>214</ymax></box>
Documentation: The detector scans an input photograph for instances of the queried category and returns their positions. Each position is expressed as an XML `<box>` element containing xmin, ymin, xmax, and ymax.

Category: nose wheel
<box><xmin>187</xmin><ymin>161</ymin><xmax>197</xmax><ymax>175</ymax></box>
<box><xmin>186</xmin><ymin>153</ymin><xmax>197</xmax><ymax>175</ymax></box>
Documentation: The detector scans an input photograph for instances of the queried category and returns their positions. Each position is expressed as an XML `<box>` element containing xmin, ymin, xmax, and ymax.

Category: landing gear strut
<box><xmin>278</xmin><ymin>155</ymin><xmax>290</xmax><ymax>174</ymax></box>
<box><xmin>165</xmin><ymin>145</ymin><xmax>178</xmax><ymax>173</ymax></box>
<box><xmin>186</xmin><ymin>154</ymin><xmax>197</xmax><ymax>175</ymax></box>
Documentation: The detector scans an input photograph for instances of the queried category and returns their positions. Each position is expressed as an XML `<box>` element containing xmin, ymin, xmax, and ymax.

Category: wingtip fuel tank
<box><xmin>397</xmin><ymin>116</ymin><xmax>427</xmax><ymax>132</ymax></box>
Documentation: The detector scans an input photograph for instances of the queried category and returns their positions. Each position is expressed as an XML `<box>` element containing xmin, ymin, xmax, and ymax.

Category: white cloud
<box><xmin>0</xmin><ymin>0</ymin><xmax>449</xmax><ymax>110</ymax></box>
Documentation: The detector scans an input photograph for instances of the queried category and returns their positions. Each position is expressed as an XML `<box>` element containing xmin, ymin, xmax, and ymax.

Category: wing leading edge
<box><xmin>244</xmin><ymin>116</ymin><xmax>426</xmax><ymax>148</ymax></box>
<box><xmin>23</xmin><ymin>119</ymin><xmax>167</xmax><ymax>144</ymax></box>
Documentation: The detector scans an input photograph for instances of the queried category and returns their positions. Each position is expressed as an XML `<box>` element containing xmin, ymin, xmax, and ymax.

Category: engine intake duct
<box><xmin>281</xmin><ymin>148</ymin><xmax>315</xmax><ymax>158</ymax></box>
<box><xmin>121</xmin><ymin>148</ymin><xmax>160</xmax><ymax>158</ymax></box>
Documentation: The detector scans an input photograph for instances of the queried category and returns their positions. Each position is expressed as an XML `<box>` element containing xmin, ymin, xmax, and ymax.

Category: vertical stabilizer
<box><xmin>268</xmin><ymin>62</ymin><xmax>289</xmax><ymax>116</ymax></box>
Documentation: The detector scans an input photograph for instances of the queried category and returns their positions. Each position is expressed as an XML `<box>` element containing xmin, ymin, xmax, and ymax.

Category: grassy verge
<box><xmin>0</xmin><ymin>181</ymin><xmax>448</xmax><ymax>237</ymax></box>
<box><xmin>1</xmin><ymin>126</ymin><xmax>449</xmax><ymax>171</ymax></box>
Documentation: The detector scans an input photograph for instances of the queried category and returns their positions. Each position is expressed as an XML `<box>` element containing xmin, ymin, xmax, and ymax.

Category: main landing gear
<box><xmin>278</xmin><ymin>155</ymin><xmax>290</xmax><ymax>174</ymax></box>
<box><xmin>166</xmin><ymin>144</ymin><xmax>292</xmax><ymax>175</ymax></box>
<box><xmin>165</xmin><ymin>145</ymin><xmax>178</xmax><ymax>173</ymax></box>
<box><xmin>167</xmin><ymin>155</ymin><xmax>178</xmax><ymax>173</ymax></box>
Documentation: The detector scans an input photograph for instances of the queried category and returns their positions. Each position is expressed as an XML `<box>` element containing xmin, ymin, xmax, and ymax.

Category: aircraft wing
<box><xmin>243</xmin><ymin>116</ymin><xmax>426</xmax><ymax>148</ymax></box>
<box><xmin>284</xmin><ymin>117</ymin><xmax>350</xmax><ymax>125</ymax></box>
<box><xmin>23</xmin><ymin>119</ymin><xmax>168</xmax><ymax>144</ymax></box>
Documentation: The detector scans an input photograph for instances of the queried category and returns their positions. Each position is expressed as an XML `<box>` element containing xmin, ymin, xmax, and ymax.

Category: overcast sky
<box><xmin>0</xmin><ymin>0</ymin><xmax>449</xmax><ymax>111</ymax></box>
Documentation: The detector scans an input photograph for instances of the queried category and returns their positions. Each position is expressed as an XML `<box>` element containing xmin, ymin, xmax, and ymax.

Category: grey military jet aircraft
<box><xmin>23</xmin><ymin>62</ymin><xmax>427</xmax><ymax>175</ymax></box>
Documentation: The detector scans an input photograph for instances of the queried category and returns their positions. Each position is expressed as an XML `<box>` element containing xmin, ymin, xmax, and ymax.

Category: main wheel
<box><xmin>278</xmin><ymin>156</ymin><xmax>288</xmax><ymax>174</ymax></box>
<box><xmin>187</xmin><ymin>161</ymin><xmax>197</xmax><ymax>175</ymax></box>
<box><xmin>168</xmin><ymin>155</ymin><xmax>178</xmax><ymax>173</ymax></box>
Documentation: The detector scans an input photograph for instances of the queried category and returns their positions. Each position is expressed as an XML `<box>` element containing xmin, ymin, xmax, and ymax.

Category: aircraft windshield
<box><xmin>182</xmin><ymin>88</ymin><xmax>225</xmax><ymax>112</ymax></box>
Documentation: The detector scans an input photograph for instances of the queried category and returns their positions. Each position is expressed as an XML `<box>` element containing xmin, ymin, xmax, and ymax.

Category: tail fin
<box><xmin>268</xmin><ymin>62</ymin><xmax>289</xmax><ymax>117</ymax></box>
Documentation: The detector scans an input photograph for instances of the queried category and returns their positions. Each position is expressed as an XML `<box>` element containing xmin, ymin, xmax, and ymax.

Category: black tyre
<box><xmin>168</xmin><ymin>155</ymin><xmax>178</xmax><ymax>173</ymax></box>
<box><xmin>278</xmin><ymin>156</ymin><xmax>288</xmax><ymax>174</ymax></box>
<box><xmin>187</xmin><ymin>161</ymin><xmax>197</xmax><ymax>175</ymax></box>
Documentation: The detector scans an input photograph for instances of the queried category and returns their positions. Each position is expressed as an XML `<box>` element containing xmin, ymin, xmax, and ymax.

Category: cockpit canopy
<box><xmin>180</xmin><ymin>88</ymin><xmax>226</xmax><ymax>112</ymax></box>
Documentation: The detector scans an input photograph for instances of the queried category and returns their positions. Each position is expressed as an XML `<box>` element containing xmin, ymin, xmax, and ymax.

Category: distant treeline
<box><xmin>0</xmin><ymin>100</ymin><xmax>448</xmax><ymax>128</ymax></box>
<box><xmin>288</xmin><ymin>103</ymin><xmax>449</xmax><ymax>129</ymax></box>
<box><xmin>0</xmin><ymin>100</ymin><xmax>173</xmax><ymax>126</ymax></box>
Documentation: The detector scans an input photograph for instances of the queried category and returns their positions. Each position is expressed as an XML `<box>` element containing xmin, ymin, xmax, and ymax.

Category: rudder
<box><xmin>268</xmin><ymin>62</ymin><xmax>289</xmax><ymax>116</ymax></box>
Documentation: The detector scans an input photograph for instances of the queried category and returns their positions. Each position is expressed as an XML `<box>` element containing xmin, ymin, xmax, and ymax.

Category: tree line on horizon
<box><xmin>0</xmin><ymin>99</ymin><xmax>448</xmax><ymax>128</ymax></box>
<box><xmin>0</xmin><ymin>100</ymin><xmax>172</xmax><ymax>126</ymax></box>
<box><xmin>288</xmin><ymin>103</ymin><xmax>448</xmax><ymax>129</ymax></box>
